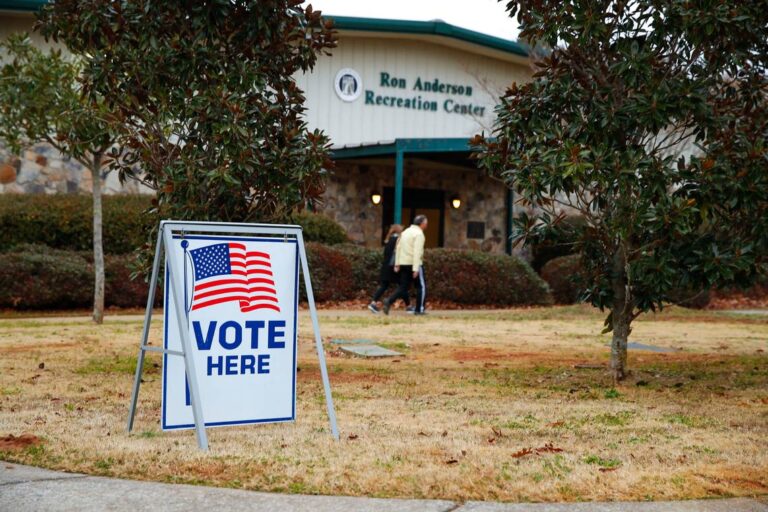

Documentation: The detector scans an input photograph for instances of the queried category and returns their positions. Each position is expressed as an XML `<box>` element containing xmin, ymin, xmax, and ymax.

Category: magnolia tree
<box><xmin>477</xmin><ymin>0</ymin><xmax>767</xmax><ymax>380</ymax></box>
<box><xmin>39</xmin><ymin>0</ymin><xmax>337</xmax><ymax>263</ymax></box>
<box><xmin>0</xmin><ymin>34</ymin><xmax>116</xmax><ymax>324</ymax></box>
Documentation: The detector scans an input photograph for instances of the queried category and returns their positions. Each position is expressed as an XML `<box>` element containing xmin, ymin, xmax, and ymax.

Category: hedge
<box><xmin>0</xmin><ymin>245</ymin><xmax>93</xmax><ymax>309</ymax></box>
<box><xmin>541</xmin><ymin>253</ymin><xmax>712</xmax><ymax>308</ymax></box>
<box><xmin>0</xmin><ymin>243</ymin><xmax>553</xmax><ymax>309</ymax></box>
<box><xmin>666</xmin><ymin>287</ymin><xmax>711</xmax><ymax>309</ymax></box>
<box><xmin>0</xmin><ymin>244</ymin><xmax>156</xmax><ymax>309</ymax></box>
<box><xmin>529</xmin><ymin>215</ymin><xmax>587</xmax><ymax>273</ymax></box>
<box><xmin>420</xmin><ymin>249</ymin><xmax>548</xmax><ymax>305</ymax></box>
<box><xmin>540</xmin><ymin>254</ymin><xmax>586</xmax><ymax>304</ymax></box>
<box><xmin>319</xmin><ymin>245</ymin><xmax>552</xmax><ymax>305</ymax></box>
<box><xmin>0</xmin><ymin>194</ymin><xmax>349</xmax><ymax>255</ymax></box>
<box><xmin>288</xmin><ymin>211</ymin><xmax>348</xmax><ymax>245</ymax></box>
<box><xmin>302</xmin><ymin>242</ymin><xmax>354</xmax><ymax>302</ymax></box>
<box><xmin>0</xmin><ymin>194</ymin><xmax>152</xmax><ymax>254</ymax></box>
<box><xmin>334</xmin><ymin>244</ymin><xmax>383</xmax><ymax>296</ymax></box>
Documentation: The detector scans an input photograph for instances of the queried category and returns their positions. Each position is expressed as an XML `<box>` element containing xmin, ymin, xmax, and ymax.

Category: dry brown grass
<box><xmin>0</xmin><ymin>305</ymin><xmax>766</xmax><ymax>502</ymax></box>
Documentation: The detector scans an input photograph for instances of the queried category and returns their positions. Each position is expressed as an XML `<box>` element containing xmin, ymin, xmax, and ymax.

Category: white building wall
<box><xmin>295</xmin><ymin>35</ymin><xmax>531</xmax><ymax>146</ymax></box>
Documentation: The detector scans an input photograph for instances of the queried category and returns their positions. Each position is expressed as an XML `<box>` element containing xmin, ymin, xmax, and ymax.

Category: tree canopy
<box><xmin>39</xmin><ymin>0</ymin><xmax>337</xmax><ymax>226</ymax></box>
<box><xmin>477</xmin><ymin>0</ymin><xmax>767</xmax><ymax>379</ymax></box>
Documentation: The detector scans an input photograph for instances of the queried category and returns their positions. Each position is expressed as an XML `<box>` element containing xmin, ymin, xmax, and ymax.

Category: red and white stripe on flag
<box><xmin>191</xmin><ymin>243</ymin><xmax>281</xmax><ymax>312</ymax></box>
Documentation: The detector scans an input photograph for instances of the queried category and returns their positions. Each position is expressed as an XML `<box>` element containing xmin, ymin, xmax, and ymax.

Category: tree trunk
<box><xmin>609</xmin><ymin>244</ymin><xmax>632</xmax><ymax>382</ymax></box>
<box><xmin>91</xmin><ymin>153</ymin><xmax>105</xmax><ymax>324</ymax></box>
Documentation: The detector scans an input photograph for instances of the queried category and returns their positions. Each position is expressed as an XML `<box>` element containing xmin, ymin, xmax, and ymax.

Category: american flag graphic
<box><xmin>189</xmin><ymin>242</ymin><xmax>280</xmax><ymax>313</ymax></box>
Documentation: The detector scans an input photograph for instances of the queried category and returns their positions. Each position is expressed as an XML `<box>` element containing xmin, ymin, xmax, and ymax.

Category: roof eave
<box><xmin>328</xmin><ymin>15</ymin><xmax>529</xmax><ymax>59</ymax></box>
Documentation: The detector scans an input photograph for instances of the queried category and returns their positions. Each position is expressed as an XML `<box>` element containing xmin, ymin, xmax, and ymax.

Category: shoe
<box><xmin>382</xmin><ymin>300</ymin><xmax>391</xmax><ymax>315</ymax></box>
<box><xmin>414</xmin><ymin>310</ymin><xmax>427</xmax><ymax>315</ymax></box>
<box><xmin>406</xmin><ymin>306</ymin><xmax>415</xmax><ymax>314</ymax></box>
<box><xmin>368</xmin><ymin>302</ymin><xmax>380</xmax><ymax>314</ymax></box>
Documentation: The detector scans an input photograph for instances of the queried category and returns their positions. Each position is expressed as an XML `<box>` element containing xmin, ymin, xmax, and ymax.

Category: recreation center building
<box><xmin>0</xmin><ymin>3</ymin><xmax>533</xmax><ymax>254</ymax></box>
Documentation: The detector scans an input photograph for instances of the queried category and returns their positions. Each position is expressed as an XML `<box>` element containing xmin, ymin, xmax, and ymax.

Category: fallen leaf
<box><xmin>535</xmin><ymin>443</ymin><xmax>564</xmax><ymax>454</ymax></box>
<box><xmin>38</xmin><ymin>362</ymin><xmax>45</xmax><ymax>370</ymax></box>
<box><xmin>347</xmin><ymin>434</ymin><xmax>358</xmax><ymax>440</ymax></box>
<box><xmin>512</xmin><ymin>448</ymin><xmax>533</xmax><ymax>458</ymax></box>
<box><xmin>417</xmin><ymin>431</ymin><xmax>429</xmax><ymax>436</ymax></box>
<box><xmin>0</xmin><ymin>434</ymin><xmax>42</xmax><ymax>451</ymax></box>
<box><xmin>547</xmin><ymin>421</ymin><xmax>564</xmax><ymax>427</ymax></box>
<box><xmin>441</xmin><ymin>430</ymin><xmax>448</xmax><ymax>437</ymax></box>
<box><xmin>445</xmin><ymin>459</ymin><xmax>458</xmax><ymax>465</ymax></box>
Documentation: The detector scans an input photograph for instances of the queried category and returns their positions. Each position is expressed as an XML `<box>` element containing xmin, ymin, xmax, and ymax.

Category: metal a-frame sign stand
<box><xmin>126</xmin><ymin>220</ymin><xmax>339</xmax><ymax>450</ymax></box>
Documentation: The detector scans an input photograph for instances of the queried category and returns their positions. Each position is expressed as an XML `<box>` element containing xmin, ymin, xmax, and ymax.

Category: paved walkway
<box><xmin>1</xmin><ymin>462</ymin><xmax>766</xmax><ymax>512</ymax></box>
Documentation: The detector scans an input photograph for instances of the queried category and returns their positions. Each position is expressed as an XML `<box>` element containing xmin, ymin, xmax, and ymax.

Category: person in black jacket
<box><xmin>368</xmin><ymin>224</ymin><xmax>407</xmax><ymax>313</ymax></box>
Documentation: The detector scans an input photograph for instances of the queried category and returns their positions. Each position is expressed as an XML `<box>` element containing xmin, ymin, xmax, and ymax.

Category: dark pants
<box><xmin>372</xmin><ymin>266</ymin><xmax>406</xmax><ymax>304</ymax></box>
<box><xmin>372</xmin><ymin>278</ymin><xmax>406</xmax><ymax>304</ymax></box>
<box><xmin>386</xmin><ymin>265</ymin><xmax>425</xmax><ymax>312</ymax></box>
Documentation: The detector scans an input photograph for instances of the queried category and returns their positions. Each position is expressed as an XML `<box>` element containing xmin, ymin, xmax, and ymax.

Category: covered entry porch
<box><xmin>326</xmin><ymin>138</ymin><xmax>513</xmax><ymax>254</ymax></box>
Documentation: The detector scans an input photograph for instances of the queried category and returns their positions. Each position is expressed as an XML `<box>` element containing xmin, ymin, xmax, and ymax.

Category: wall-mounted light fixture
<box><xmin>370</xmin><ymin>192</ymin><xmax>382</xmax><ymax>205</ymax></box>
<box><xmin>451</xmin><ymin>196</ymin><xmax>462</xmax><ymax>209</ymax></box>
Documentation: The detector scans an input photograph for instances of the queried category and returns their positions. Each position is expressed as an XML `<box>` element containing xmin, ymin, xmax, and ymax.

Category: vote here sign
<box><xmin>161</xmin><ymin>235</ymin><xmax>299</xmax><ymax>430</ymax></box>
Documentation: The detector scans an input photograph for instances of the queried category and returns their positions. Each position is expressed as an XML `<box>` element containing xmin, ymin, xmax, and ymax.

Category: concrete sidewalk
<box><xmin>1</xmin><ymin>462</ymin><xmax>766</xmax><ymax>512</ymax></box>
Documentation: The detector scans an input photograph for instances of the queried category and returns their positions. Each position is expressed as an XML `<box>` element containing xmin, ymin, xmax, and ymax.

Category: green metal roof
<box><xmin>0</xmin><ymin>2</ymin><xmax>528</xmax><ymax>58</ymax></box>
<box><xmin>331</xmin><ymin>138</ymin><xmax>473</xmax><ymax>159</ymax></box>
<box><xmin>330</xmin><ymin>16</ymin><xmax>528</xmax><ymax>58</ymax></box>
<box><xmin>0</xmin><ymin>0</ymin><xmax>45</xmax><ymax>10</ymax></box>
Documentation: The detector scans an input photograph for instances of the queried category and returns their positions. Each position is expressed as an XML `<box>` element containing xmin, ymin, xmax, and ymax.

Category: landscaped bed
<box><xmin>0</xmin><ymin>305</ymin><xmax>766</xmax><ymax>502</ymax></box>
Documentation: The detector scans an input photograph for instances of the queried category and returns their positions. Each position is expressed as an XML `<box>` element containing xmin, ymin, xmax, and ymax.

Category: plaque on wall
<box><xmin>467</xmin><ymin>221</ymin><xmax>485</xmax><ymax>239</ymax></box>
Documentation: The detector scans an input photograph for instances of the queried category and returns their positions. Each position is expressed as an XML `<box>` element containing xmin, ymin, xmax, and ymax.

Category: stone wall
<box><xmin>0</xmin><ymin>143</ymin><xmax>150</xmax><ymax>195</ymax></box>
<box><xmin>318</xmin><ymin>159</ymin><xmax>509</xmax><ymax>254</ymax></box>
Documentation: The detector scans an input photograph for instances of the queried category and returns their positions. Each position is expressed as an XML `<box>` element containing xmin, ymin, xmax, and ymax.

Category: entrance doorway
<box><xmin>382</xmin><ymin>187</ymin><xmax>444</xmax><ymax>248</ymax></box>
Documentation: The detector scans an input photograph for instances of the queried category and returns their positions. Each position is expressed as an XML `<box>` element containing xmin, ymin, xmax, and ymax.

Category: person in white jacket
<box><xmin>383</xmin><ymin>215</ymin><xmax>428</xmax><ymax>315</ymax></box>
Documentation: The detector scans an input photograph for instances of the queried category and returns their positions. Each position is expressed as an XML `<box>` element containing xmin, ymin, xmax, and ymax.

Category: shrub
<box><xmin>105</xmin><ymin>254</ymin><xmax>159</xmax><ymax>308</ymax></box>
<box><xmin>0</xmin><ymin>244</ymin><xmax>92</xmax><ymax>309</ymax></box>
<box><xmin>425</xmin><ymin>249</ymin><xmax>552</xmax><ymax>305</ymax></box>
<box><xmin>302</xmin><ymin>242</ymin><xmax>354</xmax><ymax>302</ymax></box>
<box><xmin>309</xmin><ymin>245</ymin><xmax>553</xmax><ymax>306</ymax></box>
<box><xmin>541</xmin><ymin>253</ymin><xmax>712</xmax><ymax>308</ymax></box>
<box><xmin>334</xmin><ymin>244</ymin><xmax>383</xmax><ymax>296</ymax></box>
<box><xmin>529</xmin><ymin>215</ymin><xmax>587</xmax><ymax>273</ymax></box>
<box><xmin>666</xmin><ymin>287</ymin><xmax>711</xmax><ymax>309</ymax></box>
<box><xmin>0</xmin><ymin>245</ymin><xmax>158</xmax><ymax>309</ymax></box>
<box><xmin>288</xmin><ymin>211</ymin><xmax>348</xmax><ymax>245</ymax></box>
<box><xmin>0</xmin><ymin>243</ymin><xmax>553</xmax><ymax>309</ymax></box>
<box><xmin>541</xmin><ymin>254</ymin><xmax>586</xmax><ymax>304</ymax></box>
<box><xmin>0</xmin><ymin>194</ymin><xmax>152</xmax><ymax>254</ymax></box>
<box><xmin>0</xmin><ymin>195</ymin><xmax>349</xmax><ymax>255</ymax></box>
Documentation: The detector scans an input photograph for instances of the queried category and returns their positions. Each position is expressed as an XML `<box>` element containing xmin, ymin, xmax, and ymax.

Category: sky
<box><xmin>302</xmin><ymin>0</ymin><xmax>522</xmax><ymax>42</ymax></box>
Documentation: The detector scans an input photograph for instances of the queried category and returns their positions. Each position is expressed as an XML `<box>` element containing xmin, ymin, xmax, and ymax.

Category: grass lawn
<box><xmin>0</xmin><ymin>305</ymin><xmax>766</xmax><ymax>502</ymax></box>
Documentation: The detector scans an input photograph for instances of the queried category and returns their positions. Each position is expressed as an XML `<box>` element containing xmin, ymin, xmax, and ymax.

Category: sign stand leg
<box><xmin>297</xmin><ymin>232</ymin><xmax>339</xmax><ymax>440</ymax></box>
<box><xmin>162</xmin><ymin>224</ymin><xmax>209</xmax><ymax>450</ymax></box>
<box><xmin>127</xmin><ymin>229</ymin><xmax>164</xmax><ymax>432</ymax></box>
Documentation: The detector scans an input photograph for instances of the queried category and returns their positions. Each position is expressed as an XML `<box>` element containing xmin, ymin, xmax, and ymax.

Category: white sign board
<box><xmin>161</xmin><ymin>235</ymin><xmax>299</xmax><ymax>430</ymax></box>
<box><xmin>128</xmin><ymin>221</ymin><xmax>337</xmax><ymax>450</ymax></box>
